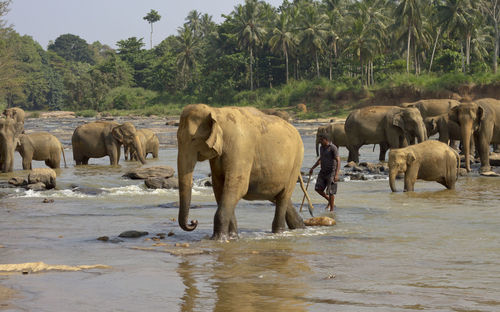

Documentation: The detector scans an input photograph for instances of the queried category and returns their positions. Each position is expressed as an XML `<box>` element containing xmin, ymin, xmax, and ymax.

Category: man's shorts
<box><xmin>315</xmin><ymin>173</ymin><xmax>337</xmax><ymax>195</ymax></box>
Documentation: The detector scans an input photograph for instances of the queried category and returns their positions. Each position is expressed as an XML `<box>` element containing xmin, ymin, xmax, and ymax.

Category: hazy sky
<box><xmin>6</xmin><ymin>0</ymin><xmax>284</xmax><ymax>50</ymax></box>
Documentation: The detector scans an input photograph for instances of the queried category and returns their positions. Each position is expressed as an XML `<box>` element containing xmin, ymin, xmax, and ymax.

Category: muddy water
<box><xmin>1</xmin><ymin>117</ymin><xmax>500</xmax><ymax>311</ymax></box>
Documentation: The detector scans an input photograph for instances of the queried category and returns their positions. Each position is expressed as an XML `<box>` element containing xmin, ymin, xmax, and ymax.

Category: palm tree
<box><xmin>269</xmin><ymin>11</ymin><xmax>296</xmax><ymax>83</ymax></box>
<box><xmin>175</xmin><ymin>25</ymin><xmax>200</xmax><ymax>89</ymax></box>
<box><xmin>297</xmin><ymin>3</ymin><xmax>328</xmax><ymax>79</ymax></box>
<box><xmin>325</xmin><ymin>3</ymin><xmax>343</xmax><ymax>80</ymax></box>
<box><xmin>143</xmin><ymin>9</ymin><xmax>161</xmax><ymax>49</ymax></box>
<box><xmin>394</xmin><ymin>0</ymin><xmax>423</xmax><ymax>73</ymax></box>
<box><xmin>185</xmin><ymin>10</ymin><xmax>201</xmax><ymax>37</ymax></box>
<box><xmin>231</xmin><ymin>0</ymin><xmax>267</xmax><ymax>90</ymax></box>
<box><xmin>479</xmin><ymin>0</ymin><xmax>500</xmax><ymax>73</ymax></box>
<box><xmin>437</xmin><ymin>0</ymin><xmax>477</xmax><ymax>71</ymax></box>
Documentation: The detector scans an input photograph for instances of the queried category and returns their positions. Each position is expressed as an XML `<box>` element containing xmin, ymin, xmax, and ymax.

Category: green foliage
<box><xmin>102</xmin><ymin>86</ymin><xmax>156</xmax><ymax>110</ymax></box>
<box><xmin>48</xmin><ymin>34</ymin><xmax>95</xmax><ymax>64</ymax></box>
<box><xmin>75</xmin><ymin>109</ymin><xmax>98</xmax><ymax>117</ymax></box>
<box><xmin>434</xmin><ymin>49</ymin><xmax>462</xmax><ymax>73</ymax></box>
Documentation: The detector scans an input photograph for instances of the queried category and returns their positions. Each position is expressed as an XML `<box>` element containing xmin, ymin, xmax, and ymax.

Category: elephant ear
<box><xmin>392</xmin><ymin>112</ymin><xmax>405</xmax><ymax>129</ymax></box>
<box><xmin>448</xmin><ymin>106</ymin><xmax>459</xmax><ymax>123</ymax></box>
<box><xmin>203</xmin><ymin>112</ymin><xmax>223</xmax><ymax>158</ymax></box>
<box><xmin>406</xmin><ymin>151</ymin><xmax>416</xmax><ymax>165</ymax></box>
<box><xmin>112</xmin><ymin>126</ymin><xmax>124</xmax><ymax>143</ymax></box>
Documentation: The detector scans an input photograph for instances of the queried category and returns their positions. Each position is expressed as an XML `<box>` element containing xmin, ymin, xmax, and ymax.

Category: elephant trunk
<box><xmin>416</xmin><ymin>123</ymin><xmax>428</xmax><ymax>143</ymax></box>
<box><xmin>177</xmin><ymin>150</ymin><xmax>198</xmax><ymax>231</ymax></box>
<box><xmin>461</xmin><ymin>121</ymin><xmax>473</xmax><ymax>172</ymax></box>
<box><xmin>1</xmin><ymin>140</ymin><xmax>14</xmax><ymax>173</ymax></box>
<box><xmin>389</xmin><ymin>167</ymin><xmax>398</xmax><ymax>192</ymax></box>
<box><xmin>133</xmin><ymin>135</ymin><xmax>146</xmax><ymax>165</ymax></box>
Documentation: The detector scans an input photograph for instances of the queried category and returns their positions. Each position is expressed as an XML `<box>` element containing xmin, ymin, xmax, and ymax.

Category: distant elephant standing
<box><xmin>344</xmin><ymin>106</ymin><xmax>427</xmax><ymax>163</ymax></box>
<box><xmin>401</xmin><ymin>99</ymin><xmax>459</xmax><ymax>119</ymax></box>
<box><xmin>389</xmin><ymin>140</ymin><xmax>460</xmax><ymax>192</ymax></box>
<box><xmin>449</xmin><ymin>98</ymin><xmax>500</xmax><ymax>172</ymax></box>
<box><xmin>72</xmin><ymin>121</ymin><xmax>146</xmax><ymax>166</ymax></box>
<box><xmin>0</xmin><ymin>117</ymin><xmax>24</xmax><ymax>172</ymax></box>
<box><xmin>177</xmin><ymin>104</ymin><xmax>312</xmax><ymax>240</ymax></box>
<box><xmin>16</xmin><ymin>132</ymin><xmax>67</xmax><ymax>169</ymax></box>
<box><xmin>424</xmin><ymin>113</ymin><xmax>466</xmax><ymax>150</ymax></box>
<box><xmin>2</xmin><ymin>107</ymin><xmax>25</xmax><ymax>124</ymax></box>
<box><xmin>126</xmin><ymin>129</ymin><xmax>159</xmax><ymax>160</ymax></box>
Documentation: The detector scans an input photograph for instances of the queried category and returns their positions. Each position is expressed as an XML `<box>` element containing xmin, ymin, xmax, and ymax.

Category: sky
<box><xmin>6</xmin><ymin>0</ymin><xmax>284</xmax><ymax>50</ymax></box>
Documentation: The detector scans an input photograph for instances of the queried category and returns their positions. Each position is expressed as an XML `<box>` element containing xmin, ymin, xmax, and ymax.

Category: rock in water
<box><xmin>123</xmin><ymin>166</ymin><xmax>175</xmax><ymax>180</ymax></box>
<box><xmin>118</xmin><ymin>230</ymin><xmax>149</xmax><ymax>238</ymax></box>
<box><xmin>28</xmin><ymin>168</ymin><xmax>57</xmax><ymax>189</ymax></box>
<box><xmin>304</xmin><ymin>216</ymin><xmax>336</xmax><ymax>226</ymax></box>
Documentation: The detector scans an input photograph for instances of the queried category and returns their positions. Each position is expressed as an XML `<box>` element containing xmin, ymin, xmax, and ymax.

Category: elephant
<box><xmin>124</xmin><ymin>129</ymin><xmax>159</xmax><ymax>161</ymax></box>
<box><xmin>0</xmin><ymin>117</ymin><xmax>23</xmax><ymax>173</ymax></box>
<box><xmin>401</xmin><ymin>99</ymin><xmax>459</xmax><ymax>119</ymax></box>
<box><xmin>177</xmin><ymin>104</ymin><xmax>313</xmax><ymax>240</ymax></box>
<box><xmin>344</xmin><ymin>106</ymin><xmax>428</xmax><ymax>163</ymax></box>
<box><xmin>2</xmin><ymin>107</ymin><xmax>25</xmax><ymax>124</ymax></box>
<box><xmin>424</xmin><ymin>113</ymin><xmax>465</xmax><ymax>151</ymax></box>
<box><xmin>16</xmin><ymin>132</ymin><xmax>67</xmax><ymax>169</ymax></box>
<box><xmin>72</xmin><ymin>121</ymin><xmax>146</xmax><ymax>166</ymax></box>
<box><xmin>449</xmin><ymin>98</ymin><xmax>500</xmax><ymax>172</ymax></box>
<box><xmin>388</xmin><ymin>140</ymin><xmax>460</xmax><ymax>192</ymax></box>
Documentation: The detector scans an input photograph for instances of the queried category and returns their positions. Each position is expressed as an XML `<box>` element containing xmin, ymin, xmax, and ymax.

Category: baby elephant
<box><xmin>388</xmin><ymin>140</ymin><xmax>460</xmax><ymax>192</ymax></box>
<box><xmin>16</xmin><ymin>132</ymin><xmax>67</xmax><ymax>169</ymax></box>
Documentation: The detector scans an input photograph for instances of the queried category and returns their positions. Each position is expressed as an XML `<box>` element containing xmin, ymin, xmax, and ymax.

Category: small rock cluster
<box><xmin>8</xmin><ymin>168</ymin><xmax>57</xmax><ymax>190</ymax></box>
<box><xmin>343</xmin><ymin>161</ymin><xmax>389</xmax><ymax>181</ymax></box>
<box><xmin>123</xmin><ymin>166</ymin><xmax>179</xmax><ymax>190</ymax></box>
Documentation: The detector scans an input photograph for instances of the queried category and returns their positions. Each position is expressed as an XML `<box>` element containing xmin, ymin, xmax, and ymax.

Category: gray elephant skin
<box><xmin>0</xmin><ymin>117</ymin><xmax>23</xmax><ymax>172</ymax></box>
<box><xmin>2</xmin><ymin>107</ymin><xmax>25</xmax><ymax>125</ymax></box>
<box><xmin>401</xmin><ymin>99</ymin><xmax>459</xmax><ymax>119</ymax></box>
<box><xmin>124</xmin><ymin>128</ymin><xmax>159</xmax><ymax>161</ymax></box>
<box><xmin>177</xmin><ymin>104</ymin><xmax>310</xmax><ymax>240</ymax></box>
<box><xmin>389</xmin><ymin>140</ymin><xmax>460</xmax><ymax>192</ymax></box>
<box><xmin>16</xmin><ymin>132</ymin><xmax>67</xmax><ymax>169</ymax></box>
<box><xmin>449</xmin><ymin>98</ymin><xmax>500</xmax><ymax>172</ymax></box>
<box><xmin>345</xmin><ymin>106</ymin><xmax>428</xmax><ymax>163</ymax></box>
<box><xmin>72</xmin><ymin>121</ymin><xmax>146</xmax><ymax>166</ymax></box>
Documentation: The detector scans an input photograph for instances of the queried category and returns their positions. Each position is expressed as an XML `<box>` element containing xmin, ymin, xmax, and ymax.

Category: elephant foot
<box><xmin>228</xmin><ymin>231</ymin><xmax>239</xmax><ymax>240</ymax></box>
<box><xmin>211</xmin><ymin>232</ymin><xmax>230</xmax><ymax>242</ymax></box>
<box><xmin>480</xmin><ymin>166</ymin><xmax>492</xmax><ymax>173</ymax></box>
<box><xmin>271</xmin><ymin>226</ymin><xmax>286</xmax><ymax>234</ymax></box>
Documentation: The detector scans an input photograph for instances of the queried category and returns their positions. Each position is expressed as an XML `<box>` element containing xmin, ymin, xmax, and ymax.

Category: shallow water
<box><xmin>1</xmin><ymin>117</ymin><xmax>499</xmax><ymax>311</ymax></box>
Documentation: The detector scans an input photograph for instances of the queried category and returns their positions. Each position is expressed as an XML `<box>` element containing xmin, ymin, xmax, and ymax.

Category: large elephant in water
<box><xmin>177</xmin><ymin>104</ymin><xmax>312</xmax><ymax>240</ymax></box>
<box><xmin>388</xmin><ymin>140</ymin><xmax>459</xmax><ymax>192</ymax></box>
<box><xmin>344</xmin><ymin>106</ymin><xmax>427</xmax><ymax>163</ymax></box>
<box><xmin>315</xmin><ymin>123</ymin><xmax>347</xmax><ymax>155</ymax></box>
<box><xmin>16</xmin><ymin>132</ymin><xmax>67</xmax><ymax>169</ymax></box>
<box><xmin>0</xmin><ymin>117</ymin><xmax>24</xmax><ymax>172</ymax></box>
<box><xmin>72</xmin><ymin>121</ymin><xmax>146</xmax><ymax>166</ymax></box>
<box><xmin>449</xmin><ymin>98</ymin><xmax>500</xmax><ymax>172</ymax></box>
<box><xmin>124</xmin><ymin>128</ymin><xmax>159</xmax><ymax>161</ymax></box>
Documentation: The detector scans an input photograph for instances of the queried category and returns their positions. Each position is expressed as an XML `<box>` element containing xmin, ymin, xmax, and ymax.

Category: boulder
<box><xmin>304</xmin><ymin>216</ymin><xmax>336</xmax><ymax>226</ymax></box>
<box><xmin>490</xmin><ymin>153</ymin><xmax>500</xmax><ymax>166</ymax></box>
<box><xmin>28</xmin><ymin>168</ymin><xmax>56</xmax><ymax>189</ymax></box>
<box><xmin>118</xmin><ymin>230</ymin><xmax>149</xmax><ymax>238</ymax></box>
<box><xmin>145</xmin><ymin>177</ymin><xmax>179</xmax><ymax>189</ymax></box>
<box><xmin>123</xmin><ymin>166</ymin><xmax>175</xmax><ymax>180</ymax></box>
<box><xmin>25</xmin><ymin>182</ymin><xmax>47</xmax><ymax>191</ymax></box>
<box><xmin>8</xmin><ymin>177</ymin><xmax>26</xmax><ymax>187</ymax></box>
<box><xmin>296</xmin><ymin>103</ymin><xmax>307</xmax><ymax>113</ymax></box>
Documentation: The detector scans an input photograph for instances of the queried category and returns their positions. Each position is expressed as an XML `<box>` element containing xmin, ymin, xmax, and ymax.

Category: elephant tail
<box><xmin>298</xmin><ymin>174</ymin><xmax>314</xmax><ymax>217</ymax></box>
<box><xmin>456</xmin><ymin>149</ymin><xmax>460</xmax><ymax>179</ymax></box>
<box><xmin>61</xmin><ymin>144</ymin><xmax>67</xmax><ymax>168</ymax></box>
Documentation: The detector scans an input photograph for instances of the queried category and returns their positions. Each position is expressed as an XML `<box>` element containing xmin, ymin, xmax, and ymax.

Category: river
<box><xmin>0</xmin><ymin>116</ymin><xmax>499</xmax><ymax>311</ymax></box>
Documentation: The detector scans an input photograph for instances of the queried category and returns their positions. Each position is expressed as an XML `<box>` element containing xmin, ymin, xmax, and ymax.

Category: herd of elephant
<box><xmin>315</xmin><ymin>98</ymin><xmax>500</xmax><ymax>192</ymax></box>
<box><xmin>2</xmin><ymin>99</ymin><xmax>500</xmax><ymax>240</ymax></box>
<box><xmin>0</xmin><ymin>107</ymin><xmax>160</xmax><ymax>173</ymax></box>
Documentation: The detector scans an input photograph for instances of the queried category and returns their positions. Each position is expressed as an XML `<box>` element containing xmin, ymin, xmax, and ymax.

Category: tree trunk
<box><xmin>250</xmin><ymin>48</ymin><xmax>254</xmax><ymax>90</ymax></box>
<box><xmin>466</xmin><ymin>32</ymin><xmax>471</xmax><ymax>70</ymax></box>
<box><xmin>285</xmin><ymin>46</ymin><xmax>289</xmax><ymax>84</ymax></box>
<box><xmin>494</xmin><ymin>21</ymin><xmax>499</xmax><ymax>74</ymax></box>
<box><xmin>150</xmin><ymin>23</ymin><xmax>153</xmax><ymax>49</ymax></box>
<box><xmin>429</xmin><ymin>27</ymin><xmax>441</xmax><ymax>73</ymax></box>
<box><xmin>407</xmin><ymin>24</ymin><xmax>412</xmax><ymax>74</ymax></box>
<box><xmin>461</xmin><ymin>44</ymin><xmax>465</xmax><ymax>73</ymax></box>
<box><xmin>315</xmin><ymin>50</ymin><xmax>320</xmax><ymax>79</ymax></box>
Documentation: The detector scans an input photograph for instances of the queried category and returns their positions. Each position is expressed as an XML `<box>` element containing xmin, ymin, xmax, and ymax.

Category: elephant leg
<box><xmin>403</xmin><ymin>165</ymin><xmax>418</xmax><ymax>192</ymax></box>
<box><xmin>494</xmin><ymin>143</ymin><xmax>500</xmax><ymax>153</ymax></box>
<box><xmin>379</xmin><ymin>142</ymin><xmax>389</xmax><ymax>162</ymax></box>
<box><xmin>347</xmin><ymin>145</ymin><xmax>360</xmax><ymax>163</ymax></box>
<box><xmin>272</xmin><ymin>194</ymin><xmax>289</xmax><ymax>233</ymax></box>
<box><xmin>82</xmin><ymin>157</ymin><xmax>90</xmax><ymax>165</ymax></box>
<box><xmin>285</xmin><ymin>202</ymin><xmax>305</xmax><ymax>230</ymax></box>
<box><xmin>212</xmin><ymin>172</ymin><xmax>239</xmax><ymax>240</ymax></box>
<box><xmin>22</xmin><ymin>156</ymin><xmax>32</xmax><ymax>170</ymax></box>
<box><xmin>477</xmin><ymin>125</ymin><xmax>493</xmax><ymax>172</ymax></box>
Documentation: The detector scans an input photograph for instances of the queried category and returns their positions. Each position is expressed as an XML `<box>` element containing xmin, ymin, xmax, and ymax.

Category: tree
<box><xmin>480</xmin><ymin>0</ymin><xmax>500</xmax><ymax>73</ymax></box>
<box><xmin>394</xmin><ymin>0</ymin><xmax>423</xmax><ymax>73</ymax></box>
<box><xmin>175</xmin><ymin>25</ymin><xmax>201</xmax><ymax>89</ymax></box>
<box><xmin>269</xmin><ymin>11</ymin><xmax>296</xmax><ymax>83</ymax></box>
<box><xmin>230</xmin><ymin>0</ymin><xmax>268</xmax><ymax>90</ymax></box>
<box><xmin>143</xmin><ymin>9</ymin><xmax>161</xmax><ymax>49</ymax></box>
<box><xmin>48</xmin><ymin>34</ymin><xmax>95</xmax><ymax>64</ymax></box>
<box><xmin>297</xmin><ymin>3</ymin><xmax>328</xmax><ymax>79</ymax></box>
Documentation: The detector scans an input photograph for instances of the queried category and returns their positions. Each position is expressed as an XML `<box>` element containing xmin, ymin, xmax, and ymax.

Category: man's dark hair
<box><xmin>319</xmin><ymin>133</ymin><xmax>328</xmax><ymax>140</ymax></box>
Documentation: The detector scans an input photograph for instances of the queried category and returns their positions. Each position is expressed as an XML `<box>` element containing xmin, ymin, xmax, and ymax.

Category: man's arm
<box><xmin>334</xmin><ymin>156</ymin><xmax>341</xmax><ymax>182</ymax></box>
<box><xmin>309</xmin><ymin>158</ymin><xmax>321</xmax><ymax>175</ymax></box>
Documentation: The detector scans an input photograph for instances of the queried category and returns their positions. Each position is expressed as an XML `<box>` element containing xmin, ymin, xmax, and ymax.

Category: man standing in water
<box><xmin>309</xmin><ymin>134</ymin><xmax>341</xmax><ymax>211</ymax></box>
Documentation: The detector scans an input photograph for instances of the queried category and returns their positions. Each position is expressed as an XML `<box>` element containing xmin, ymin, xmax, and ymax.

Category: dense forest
<box><xmin>0</xmin><ymin>0</ymin><xmax>499</xmax><ymax>115</ymax></box>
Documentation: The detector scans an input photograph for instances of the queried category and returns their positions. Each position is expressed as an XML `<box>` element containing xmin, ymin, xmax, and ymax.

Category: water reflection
<box><xmin>177</xmin><ymin>241</ymin><xmax>313</xmax><ymax>312</ymax></box>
